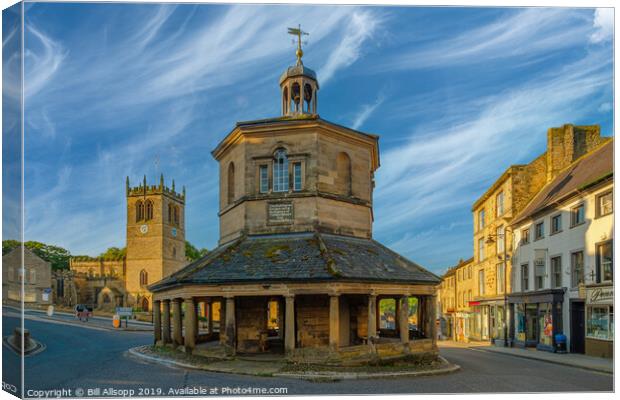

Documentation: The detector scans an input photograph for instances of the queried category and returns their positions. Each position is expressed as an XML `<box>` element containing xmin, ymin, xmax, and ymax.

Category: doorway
<box><xmin>570</xmin><ymin>301</ymin><xmax>585</xmax><ymax>354</ymax></box>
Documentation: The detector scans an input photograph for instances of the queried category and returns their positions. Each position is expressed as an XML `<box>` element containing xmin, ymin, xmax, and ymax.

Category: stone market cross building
<box><xmin>148</xmin><ymin>37</ymin><xmax>440</xmax><ymax>364</ymax></box>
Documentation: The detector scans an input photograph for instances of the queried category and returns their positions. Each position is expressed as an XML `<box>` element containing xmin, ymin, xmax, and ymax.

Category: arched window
<box><xmin>273</xmin><ymin>149</ymin><xmax>289</xmax><ymax>192</ymax></box>
<box><xmin>168</xmin><ymin>204</ymin><xmax>173</xmax><ymax>224</ymax></box>
<box><xmin>141</xmin><ymin>297</ymin><xmax>149</xmax><ymax>312</ymax></box>
<box><xmin>174</xmin><ymin>205</ymin><xmax>179</xmax><ymax>226</ymax></box>
<box><xmin>136</xmin><ymin>200</ymin><xmax>144</xmax><ymax>222</ymax></box>
<box><xmin>304</xmin><ymin>83</ymin><xmax>313</xmax><ymax>113</ymax></box>
<box><xmin>291</xmin><ymin>82</ymin><xmax>301</xmax><ymax>112</ymax></box>
<box><xmin>336</xmin><ymin>152</ymin><xmax>352</xmax><ymax>196</ymax></box>
<box><xmin>140</xmin><ymin>269</ymin><xmax>148</xmax><ymax>286</ymax></box>
<box><xmin>282</xmin><ymin>86</ymin><xmax>289</xmax><ymax>115</ymax></box>
<box><xmin>227</xmin><ymin>162</ymin><xmax>235</xmax><ymax>205</ymax></box>
<box><xmin>145</xmin><ymin>200</ymin><xmax>154</xmax><ymax>220</ymax></box>
<box><xmin>172</xmin><ymin>246</ymin><xmax>177</xmax><ymax>258</ymax></box>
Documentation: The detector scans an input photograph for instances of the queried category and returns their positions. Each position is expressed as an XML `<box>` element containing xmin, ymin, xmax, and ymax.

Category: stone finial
<box><xmin>143</xmin><ymin>175</ymin><xmax>147</xmax><ymax>187</ymax></box>
<box><xmin>172</xmin><ymin>179</ymin><xmax>175</xmax><ymax>192</ymax></box>
<box><xmin>126</xmin><ymin>176</ymin><xmax>130</xmax><ymax>195</ymax></box>
<box><xmin>182</xmin><ymin>185</ymin><xmax>186</xmax><ymax>198</ymax></box>
<box><xmin>160</xmin><ymin>173</ymin><xmax>164</xmax><ymax>189</ymax></box>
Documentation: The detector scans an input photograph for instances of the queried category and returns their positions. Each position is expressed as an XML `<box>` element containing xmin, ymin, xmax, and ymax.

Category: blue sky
<box><xmin>8</xmin><ymin>3</ymin><xmax>614</xmax><ymax>274</ymax></box>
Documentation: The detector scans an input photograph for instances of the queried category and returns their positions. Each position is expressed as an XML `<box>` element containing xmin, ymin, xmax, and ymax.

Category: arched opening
<box><xmin>172</xmin><ymin>246</ymin><xmax>177</xmax><ymax>258</ymax></box>
<box><xmin>282</xmin><ymin>86</ymin><xmax>289</xmax><ymax>115</ymax></box>
<box><xmin>336</xmin><ymin>152</ymin><xmax>352</xmax><ymax>196</ymax></box>
<box><xmin>168</xmin><ymin>203</ymin><xmax>173</xmax><ymax>224</ymax></box>
<box><xmin>174</xmin><ymin>205</ymin><xmax>179</xmax><ymax>226</ymax></box>
<box><xmin>145</xmin><ymin>200</ymin><xmax>154</xmax><ymax>220</ymax></box>
<box><xmin>291</xmin><ymin>82</ymin><xmax>301</xmax><ymax>113</ymax></box>
<box><xmin>136</xmin><ymin>200</ymin><xmax>144</xmax><ymax>222</ymax></box>
<box><xmin>140</xmin><ymin>269</ymin><xmax>148</xmax><ymax>286</ymax></box>
<box><xmin>304</xmin><ymin>83</ymin><xmax>313</xmax><ymax>113</ymax></box>
<box><xmin>273</xmin><ymin>149</ymin><xmax>289</xmax><ymax>192</ymax></box>
<box><xmin>102</xmin><ymin>293</ymin><xmax>111</xmax><ymax>304</ymax></box>
<box><xmin>141</xmin><ymin>297</ymin><xmax>149</xmax><ymax>312</ymax></box>
<box><xmin>227</xmin><ymin>162</ymin><xmax>235</xmax><ymax>204</ymax></box>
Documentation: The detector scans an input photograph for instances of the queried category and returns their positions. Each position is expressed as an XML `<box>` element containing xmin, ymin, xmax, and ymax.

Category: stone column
<box><xmin>153</xmin><ymin>300</ymin><xmax>162</xmax><ymax>344</ymax></box>
<box><xmin>183</xmin><ymin>297</ymin><xmax>196</xmax><ymax>352</ymax></box>
<box><xmin>224</xmin><ymin>297</ymin><xmax>236</xmax><ymax>350</ymax></box>
<box><xmin>206</xmin><ymin>300</ymin><xmax>213</xmax><ymax>334</ymax></box>
<box><xmin>277</xmin><ymin>298</ymin><xmax>285</xmax><ymax>339</ymax></box>
<box><xmin>400</xmin><ymin>296</ymin><xmax>409</xmax><ymax>343</ymax></box>
<box><xmin>194</xmin><ymin>300</ymin><xmax>200</xmax><ymax>338</ymax></box>
<box><xmin>430</xmin><ymin>295</ymin><xmax>437</xmax><ymax>346</ymax></box>
<box><xmin>367</xmin><ymin>294</ymin><xmax>377</xmax><ymax>342</ymax></box>
<box><xmin>162</xmin><ymin>299</ymin><xmax>171</xmax><ymax>344</ymax></box>
<box><xmin>284</xmin><ymin>295</ymin><xmax>295</xmax><ymax>352</ymax></box>
<box><xmin>329</xmin><ymin>295</ymin><xmax>340</xmax><ymax>349</ymax></box>
<box><xmin>172</xmin><ymin>299</ymin><xmax>183</xmax><ymax>346</ymax></box>
<box><xmin>395</xmin><ymin>298</ymin><xmax>401</xmax><ymax>332</ymax></box>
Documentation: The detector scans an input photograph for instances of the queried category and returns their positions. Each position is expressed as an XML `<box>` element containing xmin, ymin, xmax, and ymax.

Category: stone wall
<box><xmin>296</xmin><ymin>295</ymin><xmax>330</xmax><ymax>348</ymax></box>
<box><xmin>235</xmin><ymin>297</ymin><xmax>268</xmax><ymax>353</ymax></box>
<box><xmin>546</xmin><ymin>124</ymin><xmax>604</xmax><ymax>183</ymax></box>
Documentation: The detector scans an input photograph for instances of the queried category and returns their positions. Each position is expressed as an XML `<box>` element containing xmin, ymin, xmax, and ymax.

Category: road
<box><xmin>2</xmin><ymin>308</ymin><xmax>613</xmax><ymax>397</ymax></box>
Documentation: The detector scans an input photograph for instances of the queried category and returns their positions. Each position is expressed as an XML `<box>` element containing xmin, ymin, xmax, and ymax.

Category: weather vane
<box><xmin>288</xmin><ymin>24</ymin><xmax>309</xmax><ymax>66</ymax></box>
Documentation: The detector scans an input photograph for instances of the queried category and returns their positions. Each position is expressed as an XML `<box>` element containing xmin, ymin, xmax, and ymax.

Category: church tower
<box><xmin>125</xmin><ymin>175</ymin><xmax>186</xmax><ymax>311</ymax></box>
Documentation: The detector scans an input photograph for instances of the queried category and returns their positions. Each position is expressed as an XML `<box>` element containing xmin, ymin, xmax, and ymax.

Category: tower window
<box><xmin>293</xmin><ymin>162</ymin><xmax>302</xmax><ymax>191</ymax></box>
<box><xmin>227</xmin><ymin>162</ymin><xmax>235</xmax><ymax>204</ymax></box>
<box><xmin>139</xmin><ymin>269</ymin><xmax>148</xmax><ymax>286</ymax></box>
<box><xmin>174</xmin><ymin>206</ymin><xmax>179</xmax><ymax>226</ymax></box>
<box><xmin>145</xmin><ymin>200</ymin><xmax>154</xmax><ymax>220</ymax></box>
<box><xmin>136</xmin><ymin>200</ymin><xmax>144</xmax><ymax>222</ymax></box>
<box><xmin>172</xmin><ymin>246</ymin><xmax>177</xmax><ymax>259</ymax></box>
<box><xmin>259</xmin><ymin>165</ymin><xmax>269</xmax><ymax>193</ymax></box>
<box><xmin>273</xmin><ymin>149</ymin><xmax>289</xmax><ymax>192</ymax></box>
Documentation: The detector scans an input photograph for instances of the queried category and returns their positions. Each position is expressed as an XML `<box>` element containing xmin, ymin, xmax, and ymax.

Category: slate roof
<box><xmin>149</xmin><ymin>232</ymin><xmax>440</xmax><ymax>292</ymax></box>
<box><xmin>512</xmin><ymin>139</ymin><xmax>613</xmax><ymax>226</ymax></box>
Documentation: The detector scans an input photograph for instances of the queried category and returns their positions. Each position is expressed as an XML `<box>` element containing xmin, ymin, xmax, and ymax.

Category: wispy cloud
<box><xmin>319</xmin><ymin>10</ymin><xmax>382</xmax><ymax>84</ymax></box>
<box><xmin>380</xmin><ymin>8</ymin><xmax>594</xmax><ymax>70</ymax></box>
<box><xmin>24</xmin><ymin>24</ymin><xmax>66</xmax><ymax>98</ymax></box>
<box><xmin>352</xmin><ymin>93</ymin><xmax>385</xmax><ymax>130</ymax></box>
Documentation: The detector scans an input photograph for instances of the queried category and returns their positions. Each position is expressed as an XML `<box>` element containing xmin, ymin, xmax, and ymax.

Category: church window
<box><xmin>136</xmin><ymin>200</ymin><xmax>144</xmax><ymax>222</ymax></box>
<box><xmin>293</xmin><ymin>162</ymin><xmax>302</xmax><ymax>191</ymax></box>
<box><xmin>145</xmin><ymin>200</ymin><xmax>154</xmax><ymax>220</ymax></box>
<box><xmin>227</xmin><ymin>162</ymin><xmax>235</xmax><ymax>204</ymax></box>
<box><xmin>168</xmin><ymin>204</ymin><xmax>173</xmax><ymax>224</ymax></box>
<box><xmin>336</xmin><ymin>152</ymin><xmax>352</xmax><ymax>196</ymax></box>
<box><xmin>172</xmin><ymin>246</ymin><xmax>177</xmax><ymax>258</ymax></box>
<box><xmin>259</xmin><ymin>165</ymin><xmax>269</xmax><ymax>193</ymax></box>
<box><xmin>140</xmin><ymin>269</ymin><xmax>148</xmax><ymax>286</ymax></box>
<box><xmin>273</xmin><ymin>149</ymin><xmax>289</xmax><ymax>192</ymax></box>
<box><xmin>174</xmin><ymin>206</ymin><xmax>179</xmax><ymax>226</ymax></box>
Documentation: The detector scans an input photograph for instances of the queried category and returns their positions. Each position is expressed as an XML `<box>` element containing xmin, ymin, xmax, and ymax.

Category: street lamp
<box><xmin>484</xmin><ymin>226</ymin><xmax>512</xmax><ymax>347</ymax></box>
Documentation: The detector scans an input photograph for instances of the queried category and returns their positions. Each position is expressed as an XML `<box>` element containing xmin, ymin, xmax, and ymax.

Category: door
<box><xmin>570</xmin><ymin>301</ymin><xmax>585</xmax><ymax>354</ymax></box>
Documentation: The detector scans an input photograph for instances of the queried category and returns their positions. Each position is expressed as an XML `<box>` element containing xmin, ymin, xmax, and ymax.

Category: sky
<box><xmin>3</xmin><ymin>3</ymin><xmax>614</xmax><ymax>274</ymax></box>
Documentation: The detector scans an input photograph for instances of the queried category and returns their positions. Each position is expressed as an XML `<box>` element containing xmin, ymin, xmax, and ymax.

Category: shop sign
<box><xmin>586</xmin><ymin>286</ymin><xmax>613</xmax><ymax>305</ymax></box>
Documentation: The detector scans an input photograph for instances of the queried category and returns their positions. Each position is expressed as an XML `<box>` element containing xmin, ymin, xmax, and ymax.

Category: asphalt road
<box><xmin>2</xmin><ymin>309</ymin><xmax>613</xmax><ymax>397</ymax></box>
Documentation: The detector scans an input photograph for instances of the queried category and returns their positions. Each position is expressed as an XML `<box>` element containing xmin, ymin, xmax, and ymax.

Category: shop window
<box><xmin>259</xmin><ymin>165</ymin><xmax>269</xmax><ymax>193</ymax></box>
<box><xmin>551</xmin><ymin>256</ymin><xmax>562</xmax><ymax>288</ymax></box>
<box><xmin>515</xmin><ymin>304</ymin><xmax>526</xmax><ymax>341</ymax></box>
<box><xmin>596</xmin><ymin>190</ymin><xmax>613</xmax><ymax>217</ymax></box>
<box><xmin>587</xmin><ymin>306</ymin><xmax>613</xmax><ymax>341</ymax></box>
<box><xmin>539</xmin><ymin>303</ymin><xmax>553</xmax><ymax>347</ymax></box>
<box><xmin>570</xmin><ymin>203</ymin><xmax>585</xmax><ymax>227</ymax></box>
<box><xmin>571</xmin><ymin>251</ymin><xmax>584</xmax><ymax>287</ymax></box>
<box><xmin>596</xmin><ymin>241</ymin><xmax>613</xmax><ymax>283</ymax></box>
<box><xmin>551</xmin><ymin>214</ymin><xmax>562</xmax><ymax>234</ymax></box>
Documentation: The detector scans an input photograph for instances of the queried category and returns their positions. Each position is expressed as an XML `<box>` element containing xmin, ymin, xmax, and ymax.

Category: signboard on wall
<box><xmin>586</xmin><ymin>286</ymin><xmax>613</xmax><ymax>305</ymax></box>
<box><xmin>267</xmin><ymin>202</ymin><xmax>294</xmax><ymax>225</ymax></box>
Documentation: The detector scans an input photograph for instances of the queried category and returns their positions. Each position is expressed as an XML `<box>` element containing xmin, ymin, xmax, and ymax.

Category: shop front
<box><xmin>508</xmin><ymin>289</ymin><xmax>564</xmax><ymax>352</ymax></box>
<box><xmin>455</xmin><ymin>312</ymin><xmax>473</xmax><ymax>342</ymax></box>
<box><xmin>585</xmin><ymin>284</ymin><xmax>613</xmax><ymax>358</ymax></box>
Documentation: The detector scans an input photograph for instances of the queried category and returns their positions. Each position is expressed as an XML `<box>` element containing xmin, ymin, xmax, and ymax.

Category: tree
<box><xmin>2</xmin><ymin>240</ymin><xmax>71</xmax><ymax>270</ymax></box>
<box><xmin>99</xmin><ymin>247</ymin><xmax>126</xmax><ymax>260</ymax></box>
<box><xmin>185</xmin><ymin>241</ymin><xmax>208</xmax><ymax>262</ymax></box>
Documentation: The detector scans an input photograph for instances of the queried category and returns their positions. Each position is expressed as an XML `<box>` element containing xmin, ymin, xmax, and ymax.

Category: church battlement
<box><xmin>126</xmin><ymin>174</ymin><xmax>185</xmax><ymax>202</ymax></box>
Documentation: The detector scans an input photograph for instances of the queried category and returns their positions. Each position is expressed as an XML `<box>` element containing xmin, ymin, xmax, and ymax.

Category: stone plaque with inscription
<box><xmin>268</xmin><ymin>202</ymin><xmax>294</xmax><ymax>224</ymax></box>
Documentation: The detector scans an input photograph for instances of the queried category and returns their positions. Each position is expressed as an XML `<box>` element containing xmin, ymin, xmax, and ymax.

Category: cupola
<box><xmin>279</xmin><ymin>25</ymin><xmax>319</xmax><ymax>116</ymax></box>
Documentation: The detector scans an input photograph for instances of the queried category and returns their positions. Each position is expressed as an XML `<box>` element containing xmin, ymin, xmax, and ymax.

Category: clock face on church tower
<box><xmin>140</xmin><ymin>224</ymin><xmax>148</xmax><ymax>234</ymax></box>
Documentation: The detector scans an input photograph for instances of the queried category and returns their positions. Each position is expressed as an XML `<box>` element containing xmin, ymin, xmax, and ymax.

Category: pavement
<box><xmin>2</xmin><ymin>308</ymin><xmax>613</xmax><ymax>396</ymax></box>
